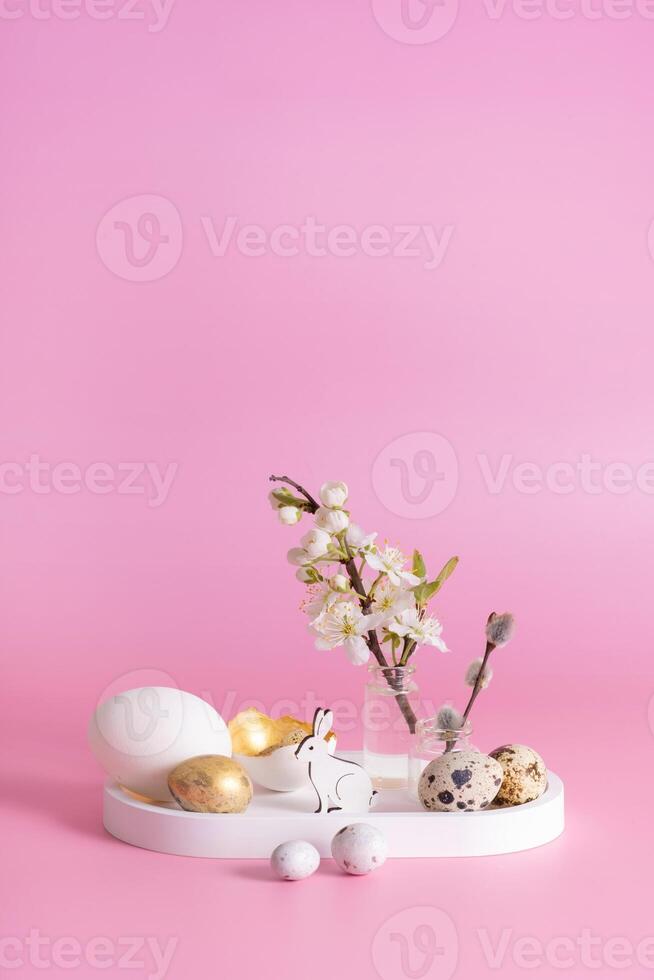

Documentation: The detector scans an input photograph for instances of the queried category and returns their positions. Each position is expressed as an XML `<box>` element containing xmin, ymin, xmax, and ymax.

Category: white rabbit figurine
<box><xmin>295</xmin><ymin>708</ymin><xmax>377</xmax><ymax>814</ymax></box>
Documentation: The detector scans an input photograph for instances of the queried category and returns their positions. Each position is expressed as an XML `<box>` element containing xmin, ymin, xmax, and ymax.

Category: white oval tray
<box><xmin>102</xmin><ymin>753</ymin><xmax>564</xmax><ymax>858</ymax></box>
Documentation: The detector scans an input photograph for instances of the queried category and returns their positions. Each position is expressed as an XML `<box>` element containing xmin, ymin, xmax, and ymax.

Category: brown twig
<box><xmin>269</xmin><ymin>475</ymin><xmax>320</xmax><ymax>512</ymax></box>
<box><xmin>342</xmin><ymin>540</ymin><xmax>417</xmax><ymax>733</ymax></box>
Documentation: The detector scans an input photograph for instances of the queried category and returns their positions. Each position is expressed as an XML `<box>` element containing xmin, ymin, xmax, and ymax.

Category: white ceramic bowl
<box><xmin>236</xmin><ymin>735</ymin><xmax>336</xmax><ymax>792</ymax></box>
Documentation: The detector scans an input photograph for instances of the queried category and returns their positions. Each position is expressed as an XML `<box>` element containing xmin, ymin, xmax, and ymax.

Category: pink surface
<box><xmin>2</xmin><ymin>2</ymin><xmax>654</xmax><ymax>977</ymax></box>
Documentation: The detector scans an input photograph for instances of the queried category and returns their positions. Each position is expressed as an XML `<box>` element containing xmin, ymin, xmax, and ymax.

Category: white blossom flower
<box><xmin>309</xmin><ymin>601</ymin><xmax>383</xmax><ymax>664</ymax></box>
<box><xmin>387</xmin><ymin>608</ymin><xmax>448</xmax><ymax>651</ymax></box>
<box><xmin>345</xmin><ymin>523</ymin><xmax>377</xmax><ymax>554</ymax></box>
<box><xmin>465</xmin><ymin>658</ymin><xmax>493</xmax><ymax>688</ymax></box>
<box><xmin>278</xmin><ymin>505</ymin><xmax>301</xmax><ymax>525</ymax></box>
<box><xmin>319</xmin><ymin>481</ymin><xmax>348</xmax><ymax>509</ymax></box>
<box><xmin>329</xmin><ymin>573</ymin><xmax>350</xmax><ymax>593</ymax></box>
<box><xmin>300</xmin><ymin>527</ymin><xmax>332</xmax><ymax>560</ymax></box>
<box><xmin>343</xmin><ymin>634</ymin><xmax>370</xmax><ymax>665</ymax></box>
<box><xmin>302</xmin><ymin>581</ymin><xmax>345</xmax><ymax>620</ymax></box>
<box><xmin>287</xmin><ymin>547</ymin><xmax>311</xmax><ymax>566</ymax></box>
<box><xmin>365</xmin><ymin>546</ymin><xmax>421</xmax><ymax>587</ymax></box>
<box><xmin>412</xmin><ymin>616</ymin><xmax>448</xmax><ymax>650</ymax></box>
<box><xmin>369</xmin><ymin>578</ymin><xmax>414</xmax><ymax>622</ymax></box>
<box><xmin>315</xmin><ymin>506</ymin><xmax>349</xmax><ymax>534</ymax></box>
<box><xmin>296</xmin><ymin>567</ymin><xmax>315</xmax><ymax>583</ymax></box>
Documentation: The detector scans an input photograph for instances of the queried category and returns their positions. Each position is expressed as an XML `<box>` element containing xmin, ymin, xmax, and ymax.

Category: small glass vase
<box><xmin>362</xmin><ymin>665</ymin><xmax>420</xmax><ymax>789</ymax></box>
<box><xmin>408</xmin><ymin>719</ymin><xmax>477</xmax><ymax>800</ymax></box>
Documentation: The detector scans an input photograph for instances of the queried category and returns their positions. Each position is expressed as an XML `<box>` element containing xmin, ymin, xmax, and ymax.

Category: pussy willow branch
<box><xmin>269</xmin><ymin>473</ymin><xmax>417</xmax><ymax>734</ymax></box>
<box><xmin>461</xmin><ymin>611</ymin><xmax>497</xmax><ymax>724</ymax></box>
<box><xmin>442</xmin><ymin>611</ymin><xmax>496</xmax><ymax>754</ymax></box>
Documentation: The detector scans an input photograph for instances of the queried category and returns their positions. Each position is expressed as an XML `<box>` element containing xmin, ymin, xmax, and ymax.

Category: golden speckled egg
<box><xmin>227</xmin><ymin>709</ymin><xmax>335</xmax><ymax>792</ymax></box>
<box><xmin>228</xmin><ymin>708</ymin><xmax>280</xmax><ymax>756</ymax></box>
<box><xmin>228</xmin><ymin>708</ymin><xmax>334</xmax><ymax>757</ymax></box>
<box><xmin>489</xmin><ymin>744</ymin><xmax>547</xmax><ymax>806</ymax></box>
<box><xmin>167</xmin><ymin>755</ymin><xmax>252</xmax><ymax>813</ymax></box>
<box><xmin>280</xmin><ymin>727</ymin><xmax>308</xmax><ymax>747</ymax></box>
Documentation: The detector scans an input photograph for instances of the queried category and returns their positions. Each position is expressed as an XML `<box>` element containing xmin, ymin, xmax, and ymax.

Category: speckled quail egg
<box><xmin>331</xmin><ymin>823</ymin><xmax>388</xmax><ymax>875</ymax></box>
<box><xmin>418</xmin><ymin>750</ymin><xmax>503</xmax><ymax>812</ymax></box>
<box><xmin>489</xmin><ymin>744</ymin><xmax>547</xmax><ymax>806</ymax></box>
<box><xmin>270</xmin><ymin>840</ymin><xmax>320</xmax><ymax>881</ymax></box>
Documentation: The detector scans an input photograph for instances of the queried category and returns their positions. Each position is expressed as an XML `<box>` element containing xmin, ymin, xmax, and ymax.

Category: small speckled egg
<box><xmin>418</xmin><ymin>750</ymin><xmax>503</xmax><ymax>812</ymax></box>
<box><xmin>270</xmin><ymin>840</ymin><xmax>320</xmax><ymax>881</ymax></box>
<box><xmin>489</xmin><ymin>744</ymin><xmax>547</xmax><ymax>806</ymax></box>
<box><xmin>331</xmin><ymin>823</ymin><xmax>388</xmax><ymax>875</ymax></box>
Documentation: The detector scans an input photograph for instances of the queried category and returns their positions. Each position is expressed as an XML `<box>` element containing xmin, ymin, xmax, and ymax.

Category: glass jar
<box><xmin>363</xmin><ymin>665</ymin><xmax>420</xmax><ymax>789</ymax></box>
<box><xmin>408</xmin><ymin>719</ymin><xmax>477</xmax><ymax>800</ymax></box>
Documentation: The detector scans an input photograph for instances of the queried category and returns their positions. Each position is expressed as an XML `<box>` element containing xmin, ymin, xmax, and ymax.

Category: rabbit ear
<box><xmin>315</xmin><ymin>708</ymin><xmax>333</xmax><ymax>738</ymax></box>
<box><xmin>312</xmin><ymin>708</ymin><xmax>324</xmax><ymax>737</ymax></box>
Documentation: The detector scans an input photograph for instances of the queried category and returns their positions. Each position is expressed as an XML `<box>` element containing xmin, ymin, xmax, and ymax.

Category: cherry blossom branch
<box><xmin>339</xmin><ymin>522</ymin><xmax>417</xmax><ymax>732</ymax></box>
<box><xmin>398</xmin><ymin>638</ymin><xmax>417</xmax><ymax>667</ymax></box>
<box><xmin>271</xmin><ymin>473</ymin><xmax>417</xmax><ymax>734</ymax></box>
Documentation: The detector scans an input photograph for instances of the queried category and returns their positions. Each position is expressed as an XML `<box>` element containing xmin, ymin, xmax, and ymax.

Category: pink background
<box><xmin>2</xmin><ymin>2</ymin><xmax>654</xmax><ymax>977</ymax></box>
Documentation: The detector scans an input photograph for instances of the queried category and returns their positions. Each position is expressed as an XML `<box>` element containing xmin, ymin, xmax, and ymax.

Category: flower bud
<box><xmin>329</xmin><ymin>573</ymin><xmax>349</xmax><ymax>592</ymax></box>
<box><xmin>300</xmin><ymin>528</ymin><xmax>332</xmax><ymax>559</ymax></box>
<box><xmin>319</xmin><ymin>481</ymin><xmax>348</xmax><ymax>509</ymax></box>
<box><xmin>464</xmin><ymin>658</ymin><xmax>493</xmax><ymax>689</ymax></box>
<box><xmin>436</xmin><ymin>704</ymin><xmax>465</xmax><ymax>730</ymax></box>
<box><xmin>315</xmin><ymin>506</ymin><xmax>349</xmax><ymax>534</ymax></box>
<box><xmin>485</xmin><ymin>612</ymin><xmax>515</xmax><ymax>648</ymax></box>
<box><xmin>278</xmin><ymin>505</ymin><xmax>301</xmax><ymax>525</ymax></box>
<box><xmin>287</xmin><ymin>547</ymin><xmax>310</xmax><ymax>566</ymax></box>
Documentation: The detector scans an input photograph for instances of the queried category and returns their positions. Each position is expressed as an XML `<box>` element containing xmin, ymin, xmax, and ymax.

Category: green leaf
<box><xmin>271</xmin><ymin>488</ymin><xmax>305</xmax><ymax>508</ymax></box>
<box><xmin>432</xmin><ymin>555</ymin><xmax>459</xmax><ymax>589</ymax></box>
<box><xmin>412</xmin><ymin>582</ymin><xmax>432</xmax><ymax>606</ymax></box>
<box><xmin>412</xmin><ymin>549</ymin><xmax>426</xmax><ymax>579</ymax></box>
<box><xmin>413</xmin><ymin>556</ymin><xmax>459</xmax><ymax>606</ymax></box>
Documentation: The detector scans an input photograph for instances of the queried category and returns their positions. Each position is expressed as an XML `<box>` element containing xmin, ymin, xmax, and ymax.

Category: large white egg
<box><xmin>88</xmin><ymin>687</ymin><xmax>231</xmax><ymax>801</ymax></box>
